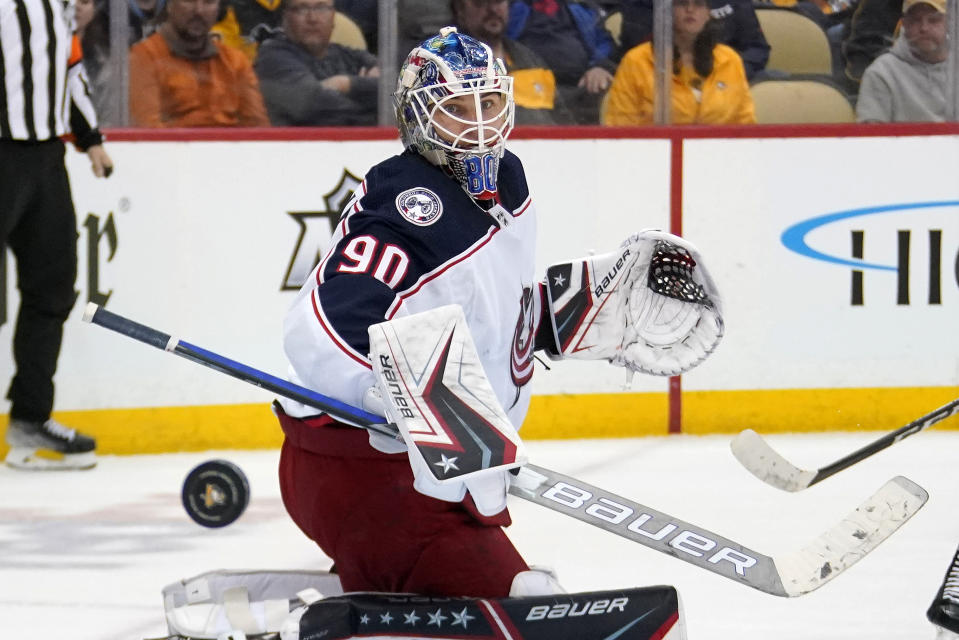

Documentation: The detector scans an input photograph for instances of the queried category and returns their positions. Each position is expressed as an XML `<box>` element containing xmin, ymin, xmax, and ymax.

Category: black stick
<box><xmin>731</xmin><ymin>397</ymin><xmax>959</xmax><ymax>491</ymax></box>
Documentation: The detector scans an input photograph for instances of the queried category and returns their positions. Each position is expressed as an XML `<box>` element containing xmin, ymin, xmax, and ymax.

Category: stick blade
<box><xmin>730</xmin><ymin>429</ymin><xmax>816</xmax><ymax>492</ymax></box>
<box><xmin>774</xmin><ymin>475</ymin><xmax>928</xmax><ymax>597</ymax></box>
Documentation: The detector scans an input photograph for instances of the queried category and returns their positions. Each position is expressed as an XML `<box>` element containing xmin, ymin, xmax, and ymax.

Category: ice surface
<box><xmin>1</xmin><ymin>431</ymin><xmax>956</xmax><ymax>639</ymax></box>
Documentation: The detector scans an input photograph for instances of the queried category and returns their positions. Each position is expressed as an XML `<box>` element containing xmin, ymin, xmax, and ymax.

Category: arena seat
<box><xmin>755</xmin><ymin>7</ymin><xmax>833</xmax><ymax>75</ymax></box>
<box><xmin>750</xmin><ymin>77</ymin><xmax>855</xmax><ymax>123</ymax></box>
<box><xmin>331</xmin><ymin>11</ymin><xmax>367</xmax><ymax>50</ymax></box>
<box><xmin>605</xmin><ymin>11</ymin><xmax>623</xmax><ymax>47</ymax></box>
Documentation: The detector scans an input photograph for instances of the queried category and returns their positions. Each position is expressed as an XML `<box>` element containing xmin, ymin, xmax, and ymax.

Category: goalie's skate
<box><xmin>5</xmin><ymin>418</ymin><xmax>97</xmax><ymax>470</ymax></box>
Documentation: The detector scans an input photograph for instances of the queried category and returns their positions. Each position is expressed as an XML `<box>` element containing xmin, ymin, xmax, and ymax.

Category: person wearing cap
<box><xmin>855</xmin><ymin>0</ymin><xmax>949</xmax><ymax>122</ymax></box>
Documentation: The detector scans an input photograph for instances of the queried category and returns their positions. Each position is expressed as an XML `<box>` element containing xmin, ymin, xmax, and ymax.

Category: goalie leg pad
<box><xmin>161</xmin><ymin>569</ymin><xmax>343</xmax><ymax>639</ymax></box>
<box><xmin>291</xmin><ymin>585</ymin><xmax>686</xmax><ymax>640</ymax></box>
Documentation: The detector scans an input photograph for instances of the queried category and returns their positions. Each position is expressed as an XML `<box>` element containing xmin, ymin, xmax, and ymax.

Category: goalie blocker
<box><xmin>368</xmin><ymin>304</ymin><xmax>527</xmax><ymax>517</ymax></box>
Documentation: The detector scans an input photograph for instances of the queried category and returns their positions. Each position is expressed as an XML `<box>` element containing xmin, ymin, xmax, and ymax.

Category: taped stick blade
<box><xmin>773</xmin><ymin>475</ymin><xmax>928</xmax><ymax>597</ymax></box>
<box><xmin>730</xmin><ymin>429</ymin><xmax>816</xmax><ymax>492</ymax></box>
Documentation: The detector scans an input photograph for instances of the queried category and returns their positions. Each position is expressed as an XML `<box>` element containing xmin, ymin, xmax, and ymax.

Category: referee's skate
<box><xmin>5</xmin><ymin>418</ymin><xmax>97</xmax><ymax>470</ymax></box>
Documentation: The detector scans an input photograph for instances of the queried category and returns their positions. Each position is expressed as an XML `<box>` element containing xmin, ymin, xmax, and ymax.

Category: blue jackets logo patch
<box><xmin>395</xmin><ymin>188</ymin><xmax>443</xmax><ymax>226</ymax></box>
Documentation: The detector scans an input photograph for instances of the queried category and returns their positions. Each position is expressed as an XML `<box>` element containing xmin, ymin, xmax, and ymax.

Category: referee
<box><xmin>1</xmin><ymin>0</ymin><xmax>114</xmax><ymax>469</ymax></box>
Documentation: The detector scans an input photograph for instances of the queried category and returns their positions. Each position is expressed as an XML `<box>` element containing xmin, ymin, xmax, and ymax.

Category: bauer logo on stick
<box><xmin>181</xmin><ymin>459</ymin><xmax>250</xmax><ymax>528</ymax></box>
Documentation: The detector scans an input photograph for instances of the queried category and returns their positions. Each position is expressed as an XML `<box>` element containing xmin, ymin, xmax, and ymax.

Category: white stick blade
<box><xmin>730</xmin><ymin>429</ymin><xmax>815</xmax><ymax>492</ymax></box>
<box><xmin>773</xmin><ymin>475</ymin><xmax>928</xmax><ymax>597</ymax></box>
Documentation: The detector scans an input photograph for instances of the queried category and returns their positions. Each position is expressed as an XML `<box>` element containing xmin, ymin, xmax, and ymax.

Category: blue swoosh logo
<box><xmin>781</xmin><ymin>201</ymin><xmax>959</xmax><ymax>271</ymax></box>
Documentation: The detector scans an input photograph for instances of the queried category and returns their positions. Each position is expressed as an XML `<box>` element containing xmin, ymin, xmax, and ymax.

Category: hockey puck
<box><xmin>181</xmin><ymin>459</ymin><xmax>250</xmax><ymax>528</ymax></box>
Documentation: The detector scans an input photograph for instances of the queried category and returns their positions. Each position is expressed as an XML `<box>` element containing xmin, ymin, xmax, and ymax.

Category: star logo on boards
<box><xmin>359</xmin><ymin>614</ymin><xmax>370</xmax><ymax>625</ymax></box>
<box><xmin>281</xmin><ymin>168</ymin><xmax>362</xmax><ymax>291</ymax></box>
<box><xmin>434</xmin><ymin>454</ymin><xmax>459</xmax><ymax>474</ymax></box>
<box><xmin>451</xmin><ymin>607</ymin><xmax>475</xmax><ymax>628</ymax></box>
<box><xmin>552</xmin><ymin>273</ymin><xmax>566</xmax><ymax>287</ymax></box>
<box><xmin>428</xmin><ymin>608</ymin><xmax>448</xmax><ymax>627</ymax></box>
<box><xmin>404</xmin><ymin>610</ymin><xmax>421</xmax><ymax>625</ymax></box>
<box><xmin>380</xmin><ymin>612</ymin><xmax>394</xmax><ymax>625</ymax></box>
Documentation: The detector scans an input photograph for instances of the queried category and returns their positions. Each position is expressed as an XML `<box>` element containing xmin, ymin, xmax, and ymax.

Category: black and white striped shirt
<box><xmin>0</xmin><ymin>0</ymin><xmax>101</xmax><ymax>147</ymax></box>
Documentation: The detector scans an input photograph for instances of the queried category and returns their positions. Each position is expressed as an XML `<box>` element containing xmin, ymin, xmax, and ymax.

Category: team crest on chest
<box><xmin>510</xmin><ymin>286</ymin><xmax>536</xmax><ymax>388</ymax></box>
<box><xmin>395</xmin><ymin>188</ymin><xmax>443</xmax><ymax>226</ymax></box>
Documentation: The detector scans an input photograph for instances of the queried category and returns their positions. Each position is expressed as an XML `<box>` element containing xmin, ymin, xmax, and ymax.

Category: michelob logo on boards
<box><xmin>0</xmin><ymin>212</ymin><xmax>117</xmax><ymax>330</ymax></box>
<box><xmin>281</xmin><ymin>168</ymin><xmax>362</xmax><ymax>291</ymax></box>
<box><xmin>781</xmin><ymin>201</ymin><xmax>959</xmax><ymax>306</ymax></box>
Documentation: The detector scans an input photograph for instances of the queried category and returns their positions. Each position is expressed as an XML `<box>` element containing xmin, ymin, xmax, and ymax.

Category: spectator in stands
<box><xmin>397</xmin><ymin>0</ymin><xmax>455</xmax><ymax>65</ymax></box>
<box><xmin>75</xmin><ymin>0</ymin><xmax>117</xmax><ymax>125</ymax></box>
<box><xmin>805</xmin><ymin>0</ymin><xmax>860</xmax><ymax>85</ymax></box>
<box><xmin>212</xmin><ymin>0</ymin><xmax>283</xmax><ymax>61</ymax></box>
<box><xmin>619</xmin><ymin>0</ymin><xmax>769</xmax><ymax>80</ymax></box>
<box><xmin>605</xmin><ymin>0</ymin><xmax>755</xmax><ymax>124</ymax></box>
<box><xmin>129</xmin><ymin>0</ymin><xmax>165</xmax><ymax>42</ymax></box>
<box><xmin>506</xmin><ymin>0</ymin><xmax>618</xmax><ymax>124</ymax></box>
<box><xmin>335</xmin><ymin>0</ymin><xmax>378</xmax><ymax>52</ymax></box>
<box><xmin>254</xmin><ymin>0</ymin><xmax>379</xmax><ymax>125</ymax></box>
<box><xmin>856</xmin><ymin>0</ymin><xmax>948</xmax><ymax>122</ymax></box>
<box><xmin>129</xmin><ymin>0</ymin><xmax>270</xmax><ymax>127</ymax></box>
<box><xmin>841</xmin><ymin>0</ymin><xmax>901</xmax><ymax>85</ymax></box>
<box><xmin>451</xmin><ymin>0</ymin><xmax>571</xmax><ymax>124</ymax></box>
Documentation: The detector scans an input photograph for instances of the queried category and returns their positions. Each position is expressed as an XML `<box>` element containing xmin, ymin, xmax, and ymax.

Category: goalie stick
<box><xmin>731</xmin><ymin>397</ymin><xmax>959</xmax><ymax>492</ymax></box>
<box><xmin>82</xmin><ymin>303</ymin><xmax>928</xmax><ymax>597</ymax></box>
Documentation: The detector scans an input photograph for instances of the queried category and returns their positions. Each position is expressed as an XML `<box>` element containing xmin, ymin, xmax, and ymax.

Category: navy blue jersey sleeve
<box><xmin>315</xmin><ymin>271</ymin><xmax>398</xmax><ymax>358</ymax></box>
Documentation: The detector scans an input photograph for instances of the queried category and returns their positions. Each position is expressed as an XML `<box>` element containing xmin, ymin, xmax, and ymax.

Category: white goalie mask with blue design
<box><xmin>394</xmin><ymin>27</ymin><xmax>515</xmax><ymax>200</ymax></box>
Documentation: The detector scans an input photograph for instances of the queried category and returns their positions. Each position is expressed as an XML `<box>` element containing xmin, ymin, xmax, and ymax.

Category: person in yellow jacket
<box><xmin>605</xmin><ymin>0</ymin><xmax>756</xmax><ymax>125</ymax></box>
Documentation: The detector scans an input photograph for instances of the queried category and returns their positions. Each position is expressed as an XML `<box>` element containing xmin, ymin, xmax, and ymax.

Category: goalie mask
<box><xmin>394</xmin><ymin>27</ymin><xmax>515</xmax><ymax>200</ymax></box>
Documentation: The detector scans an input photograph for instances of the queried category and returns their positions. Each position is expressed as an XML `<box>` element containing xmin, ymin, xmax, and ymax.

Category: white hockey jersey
<box><xmin>281</xmin><ymin>148</ymin><xmax>541</xmax><ymax>429</ymax></box>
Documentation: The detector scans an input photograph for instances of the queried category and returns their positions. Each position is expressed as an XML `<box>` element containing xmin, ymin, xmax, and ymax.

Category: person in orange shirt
<box><xmin>605</xmin><ymin>0</ymin><xmax>755</xmax><ymax>125</ymax></box>
<box><xmin>129</xmin><ymin>0</ymin><xmax>269</xmax><ymax>127</ymax></box>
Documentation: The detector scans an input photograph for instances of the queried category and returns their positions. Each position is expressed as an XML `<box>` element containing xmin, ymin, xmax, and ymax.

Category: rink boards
<box><xmin>0</xmin><ymin>127</ymin><xmax>957</xmax><ymax>453</ymax></box>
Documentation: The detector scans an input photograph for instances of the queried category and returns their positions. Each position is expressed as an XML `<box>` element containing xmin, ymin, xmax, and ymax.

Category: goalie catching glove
<box><xmin>544</xmin><ymin>230</ymin><xmax>723</xmax><ymax>376</ymax></box>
